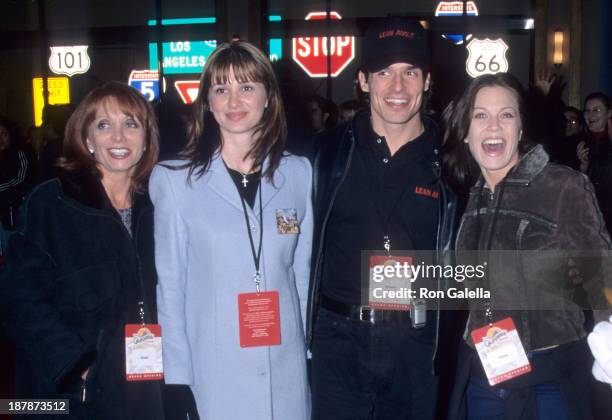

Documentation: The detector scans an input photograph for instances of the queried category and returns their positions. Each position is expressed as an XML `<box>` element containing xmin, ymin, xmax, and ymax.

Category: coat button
<box><xmin>382</xmin><ymin>158</ymin><xmax>389</xmax><ymax>164</ymax></box>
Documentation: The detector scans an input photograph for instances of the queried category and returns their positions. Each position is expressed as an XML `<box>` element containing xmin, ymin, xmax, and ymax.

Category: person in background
<box><xmin>444</xmin><ymin>73</ymin><xmax>611</xmax><ymax>420</ymax></box>
<box><xmin>25</xmin><ymin>125</ymin><xmax>46</xmax><ymax>160</ymax></box>
<box><xmin>576</xmin><ymin>92</ymin><xmax>612</xmax><ymax>229</ymax></box>
<box><xmin>564</xmin><ymin>106</ymin><xmax>584</xmax><ymax>138</ymax></box>
<box><xmin>0</xmin><ymin>116</ymin><xmax>35</xmax><ymax>229</ymax></box>
<box><xmin>549</xmin><ymin>106</ymin><xmax>585</xmax><ymax>169</ymax></box>
<box><xmin>0</xmin><ymin>82</ymin><xmax>196</xmax><ymax>419</ymax></box>
<box><xmin>150</xmin><ymin>41</ymin><xmax>312</xmax><ymax>420</ymax></box>
<box><xmin>39</xmin><ymin>104</ymin><xmax>74</xmax><ymax>181</ymax></box>
<box><xmin>527</xmin><ymin>69</ymin><xmax>566</xmax><ymax>153</ymax></box>
<box><xmin>338</xmin><ymin>99</ymin><xmax>362</xmax><ymax>123</ymax></box>
<box><xmin>307</xmin><ymin>95</ymin><xmax>337</xmax><ymax>135</ymax></box>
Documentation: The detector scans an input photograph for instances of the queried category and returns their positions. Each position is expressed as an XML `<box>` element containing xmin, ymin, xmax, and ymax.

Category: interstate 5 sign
<box><xmin>128</xmin><ymin>70</ymin><xmax>162</xmax><ymax>101</ymax></box>
<box><xmin>292</xmin><ymin>11</ymin><xmax>355</xmax><ymax>78</ymax></box>
<box><xmin>435</xmin><ymin>1</ymin><xmax>479</xmax><ymax>45</ymax></box>
<box><xmin>465</xmin><ymin>38</ymin><xmax>509</xmax><ymax>78</ymax></box>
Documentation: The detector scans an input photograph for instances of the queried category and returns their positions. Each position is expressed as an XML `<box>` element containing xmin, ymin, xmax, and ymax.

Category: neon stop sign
<box><xmin>292</xmin><ymin>11</ymin><xmax>355</xmax><ymax>78</ymax></box>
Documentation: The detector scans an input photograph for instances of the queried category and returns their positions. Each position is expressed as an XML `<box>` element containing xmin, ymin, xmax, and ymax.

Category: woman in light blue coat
<box><xmin>149</xmin><ymin>41</ymin><xmax>312</xmax><ymax>419</ymax></box>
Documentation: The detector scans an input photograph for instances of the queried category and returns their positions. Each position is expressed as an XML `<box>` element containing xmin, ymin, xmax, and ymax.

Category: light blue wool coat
<box><xmin>149</xmin><ymin>153</ymin><xmax>312</xmax><ymax>420</ymax></box>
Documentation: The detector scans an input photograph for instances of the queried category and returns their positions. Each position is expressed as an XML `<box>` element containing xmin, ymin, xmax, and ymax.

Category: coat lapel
<box><xmin>256</xmin><ymin>157</ymin><xmax>285</xmax><ymax>217</ymax></box>
<box><xmin>206</xmin><ymin>153</ymin><xmax>247</xmax><ymax>213</ymax></box>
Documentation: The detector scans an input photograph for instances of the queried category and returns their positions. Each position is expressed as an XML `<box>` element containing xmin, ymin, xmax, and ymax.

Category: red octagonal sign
<box><xmin>292</xmin><ymin>11</ymin><xmax>355</xmax><ymax>78</ymax></box>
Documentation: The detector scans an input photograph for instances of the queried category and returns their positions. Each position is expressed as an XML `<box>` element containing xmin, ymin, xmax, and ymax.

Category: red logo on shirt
<box><xmin>415</xmin><ymin>187</ymin><xmax>439</xmax><ymax>199</ymax></box>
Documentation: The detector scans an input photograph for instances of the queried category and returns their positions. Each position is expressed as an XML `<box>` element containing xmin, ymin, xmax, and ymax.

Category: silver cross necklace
<box><xmin>238</xmin><ymin>172</ymin><xmax>249</xmax><ymax>188</ymax></box>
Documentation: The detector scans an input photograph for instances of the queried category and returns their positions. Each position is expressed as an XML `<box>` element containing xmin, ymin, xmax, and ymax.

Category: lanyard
<box><xmin>238</xmin><ymin>178</ymin><xmax>264</xmax><ymax>292</ymax></box>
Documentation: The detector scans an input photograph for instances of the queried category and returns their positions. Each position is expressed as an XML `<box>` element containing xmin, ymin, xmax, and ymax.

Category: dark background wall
<box><xmin>0</xmin><ymin>0</ymin><xmax>609</xmax><ymax>133</ymax></box>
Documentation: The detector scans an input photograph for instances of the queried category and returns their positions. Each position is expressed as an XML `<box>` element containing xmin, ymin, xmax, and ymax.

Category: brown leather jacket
<box><xmin>457</xmin><ymin>145</ymin><xmax>612</xmax><ymax>351</ymax></box>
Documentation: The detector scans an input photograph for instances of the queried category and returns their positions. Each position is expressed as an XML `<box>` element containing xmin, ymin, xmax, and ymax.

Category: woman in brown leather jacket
<box><xmin>443</xmin><ymin>73</ymin><xmax>611</xmax><ymax>420</ymax></box>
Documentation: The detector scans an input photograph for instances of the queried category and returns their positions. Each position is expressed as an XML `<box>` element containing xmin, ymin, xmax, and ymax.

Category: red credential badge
<box><xmin>238</xmin><ymin>291</ymin><xmax>281</xmax><ymax>347</ymax></box>
<box><xmin>124</xmin><ymin>324</ymin><xmax>164</xmax><ymax>381</ymax></box>
<box><xmin>471</xmin><ymin>317</ymin><xmax>532</xmax><ymax>385</ymax></box>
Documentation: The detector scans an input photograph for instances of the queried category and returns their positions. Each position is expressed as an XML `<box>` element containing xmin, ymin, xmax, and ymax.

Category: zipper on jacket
<box><xmin>80</xmin><ymin>380</ymin><xmax>88</xmax><ymax>403</ymax></box>
<box><xmin>431</xmin><ymin>182</ymin><xmax>448</xmax><ymax>365</ymax></box>
<box><xmin>131</xmin><ymin>208</ymin><xmax>152</xmax><ymax>324</ymax></box>
<box><xmin>81</xmin><ymin>327</ymin><xmax>105</xmax><ymax>403</ymax></box>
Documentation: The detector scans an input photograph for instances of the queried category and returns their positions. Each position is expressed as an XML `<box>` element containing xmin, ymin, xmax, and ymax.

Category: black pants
<box><xmin>311</xmin><ymin>307</ymin><xmax>439</xmax><ymax>420</ymax></box>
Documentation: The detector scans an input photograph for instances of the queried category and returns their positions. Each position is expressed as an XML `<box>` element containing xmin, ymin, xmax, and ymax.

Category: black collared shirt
<box><xmin>320</xmin><ymin>111</ymin><xmax>441</xmax><ymax>305</ymax></box>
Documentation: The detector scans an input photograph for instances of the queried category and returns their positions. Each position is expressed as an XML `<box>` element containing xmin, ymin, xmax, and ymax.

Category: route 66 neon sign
<box><xmin>465</xmin><ymin>38</ymin><xmax>509</xmax><ymax>78</ymax></box>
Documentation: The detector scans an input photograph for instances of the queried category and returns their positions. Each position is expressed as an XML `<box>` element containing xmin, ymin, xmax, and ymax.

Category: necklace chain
<box><xmin>222</xmin><ymin>159</ymin><xmax>260</xmax><ymax>188</ymax></box>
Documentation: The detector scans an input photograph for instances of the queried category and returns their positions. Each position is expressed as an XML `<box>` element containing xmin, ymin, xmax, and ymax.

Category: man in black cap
<box><xmin>306</xmin><ymin>17</ymin><xmax>457</xmax><ymax>419</ymax></box>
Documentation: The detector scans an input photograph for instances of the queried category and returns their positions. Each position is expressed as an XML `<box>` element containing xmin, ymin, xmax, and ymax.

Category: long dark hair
<box><xmin>441</xmin><ymin>73</ymin><xmax>531</xmax><ymax>196</ymax></box>
<box><xmin>58</xmin><ymin>82</ymin><xmax>160</xmax><ymax>192</ymax></box>
<box><xmin>181</xmin><ymin>41</ymin><xmax>286</xmax><ymax>182</ymax></box>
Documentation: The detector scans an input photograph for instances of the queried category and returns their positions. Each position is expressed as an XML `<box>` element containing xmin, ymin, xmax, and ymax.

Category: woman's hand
<box><xmin>534</xmin><ymin>68</ymin><xmax>556</xmax><ymax>97</ymax></box>
<box><xmin>588</xmin><ymin>315</ymin><xmax>612</xmax><ymax>387</ymax></box>
<box><xmin>577</xmin><ymin>141</ymin><xmax>590</xmax><ymax>173</ymax></box>
<box><xmin>81</xmin><ymin>368</ymin><xmax>89</xmax><ymax>381</ymax></box>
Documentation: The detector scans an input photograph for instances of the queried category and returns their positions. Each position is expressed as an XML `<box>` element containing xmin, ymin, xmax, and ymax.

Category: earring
<box><xmin>463</xmin><ymin>138</ymin><xmax>469</xmax><ymax>144</ymax></box>
<box><xmin>519</xmin><ymin>130</ymin><xmax>523</xmax><ymax>142</ymax></box>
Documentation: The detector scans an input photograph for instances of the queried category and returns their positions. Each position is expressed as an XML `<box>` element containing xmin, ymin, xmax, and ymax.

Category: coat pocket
<box><xmin>55</xmin><ymin>262</ymin><xmax>121</xmax><ymax>312</ymax></box>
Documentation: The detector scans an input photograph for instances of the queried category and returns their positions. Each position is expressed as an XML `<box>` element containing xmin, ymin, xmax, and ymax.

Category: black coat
<box><xmin>306</xmin><ymin>112</ymin><xmax>458</xmax><ymax>354</ymax></box>
<box><xmin>0</xmin><ymin>170</ymin><xmax>164</xmax><ymax>419</ymax></box>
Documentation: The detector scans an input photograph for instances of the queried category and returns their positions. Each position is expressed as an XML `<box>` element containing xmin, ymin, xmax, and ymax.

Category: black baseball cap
<box><xmin>361</xmin><ymin>17</ymin><xmax>429</xmax><ymax>73</ymax></box>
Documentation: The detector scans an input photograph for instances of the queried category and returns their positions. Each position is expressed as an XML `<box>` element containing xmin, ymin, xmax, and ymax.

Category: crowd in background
<box><xmin>2</xmin><ymin>71</ymin><xmax>611</xmax><ymax>231</ymax></box>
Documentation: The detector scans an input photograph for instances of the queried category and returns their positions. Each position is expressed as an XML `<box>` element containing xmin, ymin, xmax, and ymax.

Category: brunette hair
<box><xmin>584</xmin><ymin>92</ymin><xmax>610</xmax><ymax>111</ymax></box>
<box><xmin>441</xmin><ymin>73</ymin><xmax>530</xmax><ymax>195</ymax></box>
<box><xmin>182</xmin><ymin>41</ymin><xmax>286</xmax><ymax>182</ymax></box>
<box><xmin>58</xmin><ymin>82</ymin><xmax>159</xmax><ymax>192</ymax></box>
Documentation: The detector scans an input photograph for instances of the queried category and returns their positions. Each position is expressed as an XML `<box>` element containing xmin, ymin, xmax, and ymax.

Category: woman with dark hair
<box><xmin>149</xmin><ymin>41</ymin><xmax>312</xmax><ymax>419</ymax></box>
<box><xmin>548</xmin><ymin>106</ymin><xmax>585</xmax><ymax>169</ymax></box>
<box><xmin>576</xmin><ymin>92</ymin><xmax>612</xmax><ymax>229</ymax></box>
<box><xmin>0</xmin><ymin>82</ymin><xmax>192</xmax><ymax>419</ymax></box>
<box><xmin>443</xmin><ymin>74</ymin><xmax>611</xmax><ymax>419</ymax></box>
<box><xmin>0</xmin><ymin>116</ymin><xmax>35</xmax><ymax>228</ymax></box>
